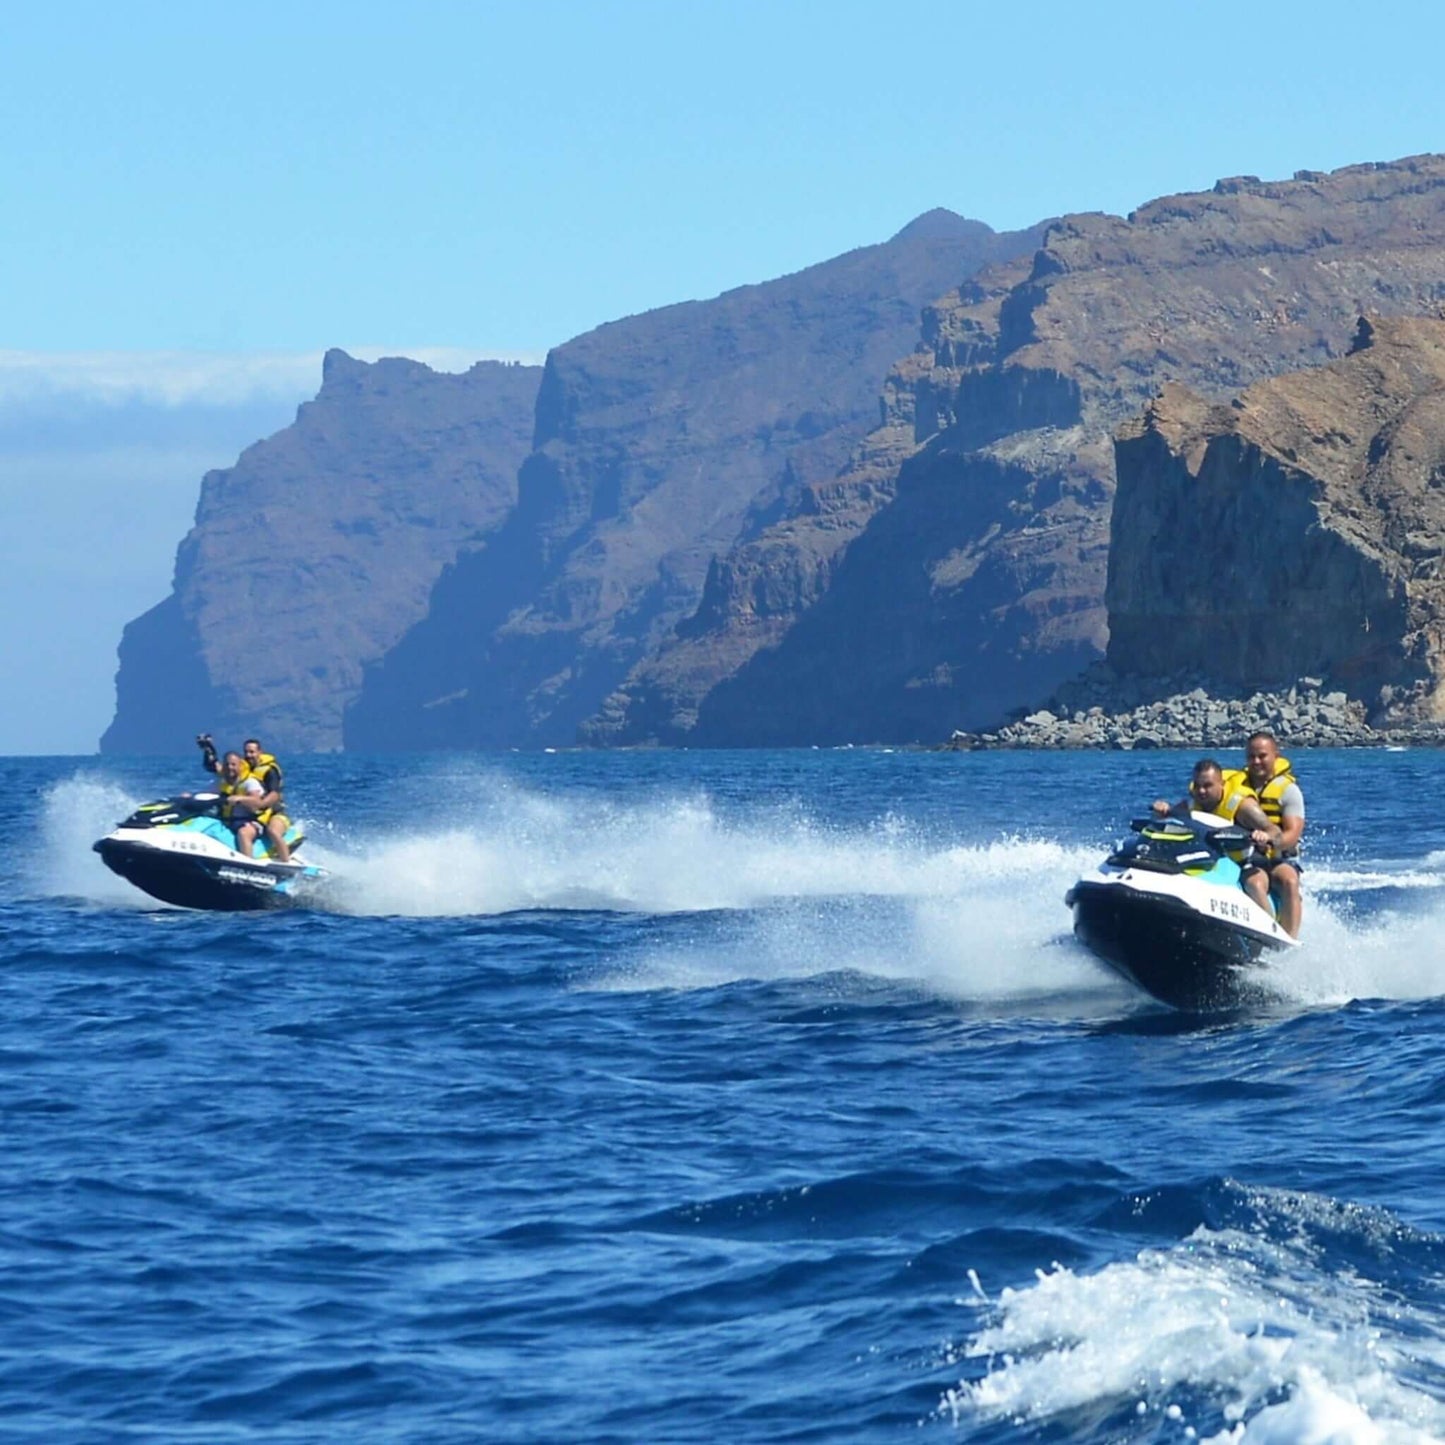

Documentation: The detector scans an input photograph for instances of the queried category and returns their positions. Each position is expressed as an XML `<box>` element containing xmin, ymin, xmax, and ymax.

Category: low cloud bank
<box><xmin>0</xmin><ymin>346</ymin><xmax>545</xmax><ymax>410</ymax></box>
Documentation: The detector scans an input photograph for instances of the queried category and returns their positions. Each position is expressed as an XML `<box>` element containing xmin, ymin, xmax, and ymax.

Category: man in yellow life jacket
<box><xmin>1222</xmin><ymin>731</ymin><xmax>1305</xmax><ymax>938</ymax></box>
<box><xmin>215</xmin><ymin>751</ymin><xmax>266</xmax><ymax>845</ymax></box>
<box><xmin>239</xmin><ymin>737</ymin><xmax>291</xmax><ymax>863</ymax></box>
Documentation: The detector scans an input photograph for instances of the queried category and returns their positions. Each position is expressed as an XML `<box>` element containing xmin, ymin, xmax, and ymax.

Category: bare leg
<box><xmin>265</xmin><ymin>816</ymin><xmax>292</xmax><ymax>862</ymax></box>
<box><xmin>234</xmin><ymin>822</ymin><xmax>259</xmax><ymax>857</ymax></box>
<box><xmin>1271</xmin><ymin>863</ymin><xmax>1302</xmax><ymax>938</ymax></box>
<box><xmin>1243</xmin><ymin>869</ymin><xmax>1271</xmax><ymax>914</ymax></box>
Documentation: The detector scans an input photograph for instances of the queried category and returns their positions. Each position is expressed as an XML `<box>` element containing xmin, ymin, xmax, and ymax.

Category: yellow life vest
<box><xmin>218</xmin><ymin>763</ymin><xmax>257</xmax><ymax>821</ymax></box>
<box><xmin>1222</xmin><ymin>756</ymin><xmax>1295</xmax><ymax>824</ymax></box>
<box><xmin>1201</xmin><ymin>788</ymin><xmax>1245</xmax><ymax>824</ymax></box>
<box><xmin>1222</xmin><ymin>756</ymin><xmax>1298</xmax><ymax>858</ymax></box>
<box><xmin>244</xmin><ymin>752</ymin><xmax>284</xmax><ymax>824</ymax></box>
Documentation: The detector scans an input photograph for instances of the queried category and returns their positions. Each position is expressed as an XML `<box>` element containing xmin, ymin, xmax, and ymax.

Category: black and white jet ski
<box><xmin>93</xmin><ymin>793</ymin><xmax>328</xmax><ymax>911</ymax></box>
<box><xmin>1065</xmin><ymin>811</ymin><xmax>1299</xmax><ymax>1011</ymax></box>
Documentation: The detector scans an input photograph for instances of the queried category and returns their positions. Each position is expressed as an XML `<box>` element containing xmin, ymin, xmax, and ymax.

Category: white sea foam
<box><xmin>1309</xmin><ymin>866</ymin><xmax>1445</xmax><ymax>892</ymax></box>
<box><xmin>1259</xmin><ymin>893</ymin><xmax>1445</xmax><ymax>1007</ymax></box>
<box><xmin>947</xmin><ymin>1190</ymin><xmax>1445</xmax><ymax>1441</ymax></box>
<box><xmin>311</xmin><ymin>779</ymin><xmax>1101</xmax><ymax>922</ymax></box>
<box><xmin>33</xmin><ymin>773</ymin><xmax>161</xmax><ymax>907</ymax></box>
<box><xmin>52</xmin><ymin>765</ymin><xmax>1120</xmax><ymax>998</ymax></box>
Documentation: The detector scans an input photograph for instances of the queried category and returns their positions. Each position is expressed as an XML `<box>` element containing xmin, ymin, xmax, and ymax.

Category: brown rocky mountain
<box><xmin>341</xmin><ymin>212</ymin><xmax>1047</xmax><ymax>749</ymax></box>
<box><xmin>103</xmin><ymin>155</ymin><xmax>1445</xmax><ymax>756</ymax></box>
<box><xmin>1109</xmin><ymin>313</ymin><xmax>1445</xmax><ymax>720</ymax></box>
<box><xmin>592</xmin><ymin>154</ymin><xmax>1445</xmax><ymax>745</ymax></box>
<box><xmin>101</xmin><ymin>353</ymin><xmax>542</xmax><ymax>753</ymax></box>
<box><xmin>579</xmin><ymin>258</ymin><xmax>1037</xmax><ymax>744</ymax></box>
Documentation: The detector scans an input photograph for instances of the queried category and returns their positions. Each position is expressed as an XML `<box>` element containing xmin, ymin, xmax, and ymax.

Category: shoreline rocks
<box><xmin>945</xmin><ymin>671</ymin><xmax>1445</xmax><ymax>750</ymax></box>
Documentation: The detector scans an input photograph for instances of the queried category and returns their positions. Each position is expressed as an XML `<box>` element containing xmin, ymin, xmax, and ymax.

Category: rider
<box><xmin>239</xmin><ymin>738</ymin><xmax>292</xmax><ymax>863</ymax></box>
<box><xmin>214</xmin><ymin>750</ymin><xmax>266</xmax><ymax>846</ymax></box>
<box><xmin>1222</xmin><ymin>731</ymin><xmax>1305</xmax><ymax>938</ymax></box>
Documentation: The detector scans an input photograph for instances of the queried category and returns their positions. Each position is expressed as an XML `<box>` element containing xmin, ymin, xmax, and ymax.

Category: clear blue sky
<box><xmin>2</xmin><ymin>0</ymin><xmax>1442</xmax><ymax>751</ymax></box>
<box><xmin>7</xmin><ymin>0</ymin><xmax>1441</xmax><ymax>353</ymax></box>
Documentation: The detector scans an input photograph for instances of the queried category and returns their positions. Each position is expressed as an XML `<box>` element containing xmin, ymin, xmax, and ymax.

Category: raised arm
<box><xmin>197</xmin><ymin>733</ymin><xmax>221</xmax><ymax>776</ymax></box>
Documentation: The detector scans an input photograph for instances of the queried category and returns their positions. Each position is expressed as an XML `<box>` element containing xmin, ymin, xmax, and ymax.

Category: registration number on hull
<box><xmin>1207</xmin><ymin>895</ymin><xmax>1253</xmax><ymax>925</ymax></box>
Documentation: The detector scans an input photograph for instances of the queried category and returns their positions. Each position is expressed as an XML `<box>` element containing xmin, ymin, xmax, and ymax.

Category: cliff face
<box><xmin>102</xmin><ymin>352</ymin><xmax>541</xmax><ymax>753</ymax></box>
<box><xmin>580</xmin><ymin>260</ymin><xmax>1039</xmax><ymax>744</ymax></box>
<box><xmin>1109</xmin><ymin>315</ymin><xmax>1445</xmax><ymax>719</ymax></box>
<box><xmin>343</xmin><ymin>213</ymin><xmax>1046</xmax><ymax>748</ymax></box>
<box><xmin>606</xmin><ymin>155</ymin><xmax>1445</xmax><ymax>744</ymax></box>
<box><xmin>105</xmin><ymin>155</ymin><xmax>1445</xmax><ymax>755</ymax></box>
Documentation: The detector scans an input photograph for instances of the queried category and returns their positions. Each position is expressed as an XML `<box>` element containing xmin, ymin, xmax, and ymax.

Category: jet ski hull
<box><xmin>1066</xmin><ymin>813</ymin><xmax>1298</xmax><ymax>1012</ymax></box>
<box><xmin>1069</xmin><ymin>878</ymin><xmax>1282</xmax><ymax>1012</ymax></box>
<box><xmin>94</xmin><ymin>836</ymin><xmax>323</xmax><ymax>911</ymax></box>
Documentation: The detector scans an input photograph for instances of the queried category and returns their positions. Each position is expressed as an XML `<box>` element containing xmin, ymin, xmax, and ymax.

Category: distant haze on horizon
<box><xmin>1</xmin><ymin>348</ymin><xmax>536</xmax><ymax>757</ymax></box>
<box><xmin>3</xmin><ymin>0</ymin><xmax>1441</xmax><ymax>753</ymax></box>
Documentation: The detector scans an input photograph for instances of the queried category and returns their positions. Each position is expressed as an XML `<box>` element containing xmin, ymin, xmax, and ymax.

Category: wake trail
<box><xmin>39</xmin><ymin>770</ymin><xmax>1445</xmax><ymax>1008</ymax></box>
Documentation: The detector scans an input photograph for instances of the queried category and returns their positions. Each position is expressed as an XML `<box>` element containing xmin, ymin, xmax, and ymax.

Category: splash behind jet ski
<box><xmin>1065</xmin><ymin>811</ymin><xmax>1298</xmax><ymax>1011</ymax></box>
<box><xmin>94</xmin><ymin>792</ymin><xmax>328</xmax><ymax>911</ymax></box>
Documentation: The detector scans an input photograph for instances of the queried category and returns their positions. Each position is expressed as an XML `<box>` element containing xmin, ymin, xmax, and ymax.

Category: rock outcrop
<box><xmin>598</xmin><ymin>155</ymin><xmax>1445</xmax><ymax>746</ymax></box>
<box><xmin>1109</xmin><ymin>313</ymin><xmax>1445</xmax><ymax>717</ymax></box>
<box><xmin>101</xmin><ymin>352</ymin><xmax>541</xmax><ymax>753</ymax></box>
<box><xmin>947</xmin><ymin>313</ymin><xmax>1445</xmax><ymax>748</ymax></box>
<box><xmin>944</xmin><ymin>677</ymin><xmax>1381</xmax><ymax>750</ymax></box>
<box><xmin>343</xmin><ymin>213</ymin><xmax>1046</xmax><ymax>749</ymax></box>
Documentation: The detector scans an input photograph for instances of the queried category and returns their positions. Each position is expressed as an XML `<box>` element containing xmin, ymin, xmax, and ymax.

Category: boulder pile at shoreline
<box><xmin>945</xmin><ymin>672</ymin><xmax>1445</xmax><ymax>750</ymax></box>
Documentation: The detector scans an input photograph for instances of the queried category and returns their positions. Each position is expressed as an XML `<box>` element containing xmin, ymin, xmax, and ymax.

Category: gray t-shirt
<box><xmin>1223</xmin><ymin>780</ymin><xmax>1304</xmax><ymax>821</ymax></box>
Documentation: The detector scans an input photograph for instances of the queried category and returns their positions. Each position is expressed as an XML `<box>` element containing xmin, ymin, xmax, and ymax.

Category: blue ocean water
<box><xmin>7</xmin><ymin>746</ymin><xmax>1445</xmax><ymax>1443</ymax></box>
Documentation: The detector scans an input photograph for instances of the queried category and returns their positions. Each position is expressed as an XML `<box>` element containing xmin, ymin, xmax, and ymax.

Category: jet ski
<box><xmin>93</xmin><ymin>792</ymin><xmax>328</xmax><ymax>911</ymax></box>
<box><xmin>1065</xmin><ymin>810</ymin><xmax>1299</xmax><ymax>1011</ymax></box>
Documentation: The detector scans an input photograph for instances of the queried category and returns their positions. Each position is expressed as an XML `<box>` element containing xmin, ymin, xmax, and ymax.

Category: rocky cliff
<box><xmin>580</xmin><ymin>259</ymin><xmax>1038</xmax><ymax>744</ymax></box>
<box><xmin>102</xmin><ymin>352</ymin><xmax>541</xmax><ymax>753</ymax></box>
<box><xmin>594</xmin><ymin>155</ymin><xmax>1445</xmax><ymax>745</ymax></box>
<box><xmin>1108</xmin><ymin>314</ymin><xmax>1445</xmax><ymax>719</ymax></box>
<box><xmin>105</xmin><ymin>155</ymin><xmax>1445</xmax><ymax>755</ymax></box>
<box><xmin>342</xmin><ymin>212</ymin><xmax>1046</xmax><ymax>748</ymax></box>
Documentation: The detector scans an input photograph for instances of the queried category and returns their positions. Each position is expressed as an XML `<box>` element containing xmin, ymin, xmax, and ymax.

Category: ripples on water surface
<box><xmin>6</xmin><ymin>748</ymin><xmax>1445</xmax><ymax>1441</ymax></box>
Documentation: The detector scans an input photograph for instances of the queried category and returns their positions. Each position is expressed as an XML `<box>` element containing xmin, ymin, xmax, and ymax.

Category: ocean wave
<box><xmin>946</xmin><ymin>1180</ymin><xmax>1445</xmax><ymax>1442</ymax></box>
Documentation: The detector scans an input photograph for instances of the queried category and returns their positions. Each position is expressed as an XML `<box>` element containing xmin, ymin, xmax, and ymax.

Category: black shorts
<box><xmin>1241</xmin><ymin>852</ymin><xmax>1302</xmax><ymax>878</ymax></box>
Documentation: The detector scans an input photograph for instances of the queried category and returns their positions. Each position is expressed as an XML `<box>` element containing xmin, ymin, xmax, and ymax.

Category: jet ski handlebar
<box><xmin>1128</xmin><ymin>816</ymin><xmax>1251</xmax><ymax>853</ymax></box>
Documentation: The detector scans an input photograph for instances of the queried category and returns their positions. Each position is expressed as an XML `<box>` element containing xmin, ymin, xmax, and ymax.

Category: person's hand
<box><xmin>1151</xmin><ymin>799</ymin><xmax>1169</xmax><ymax>816</ymax></box>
